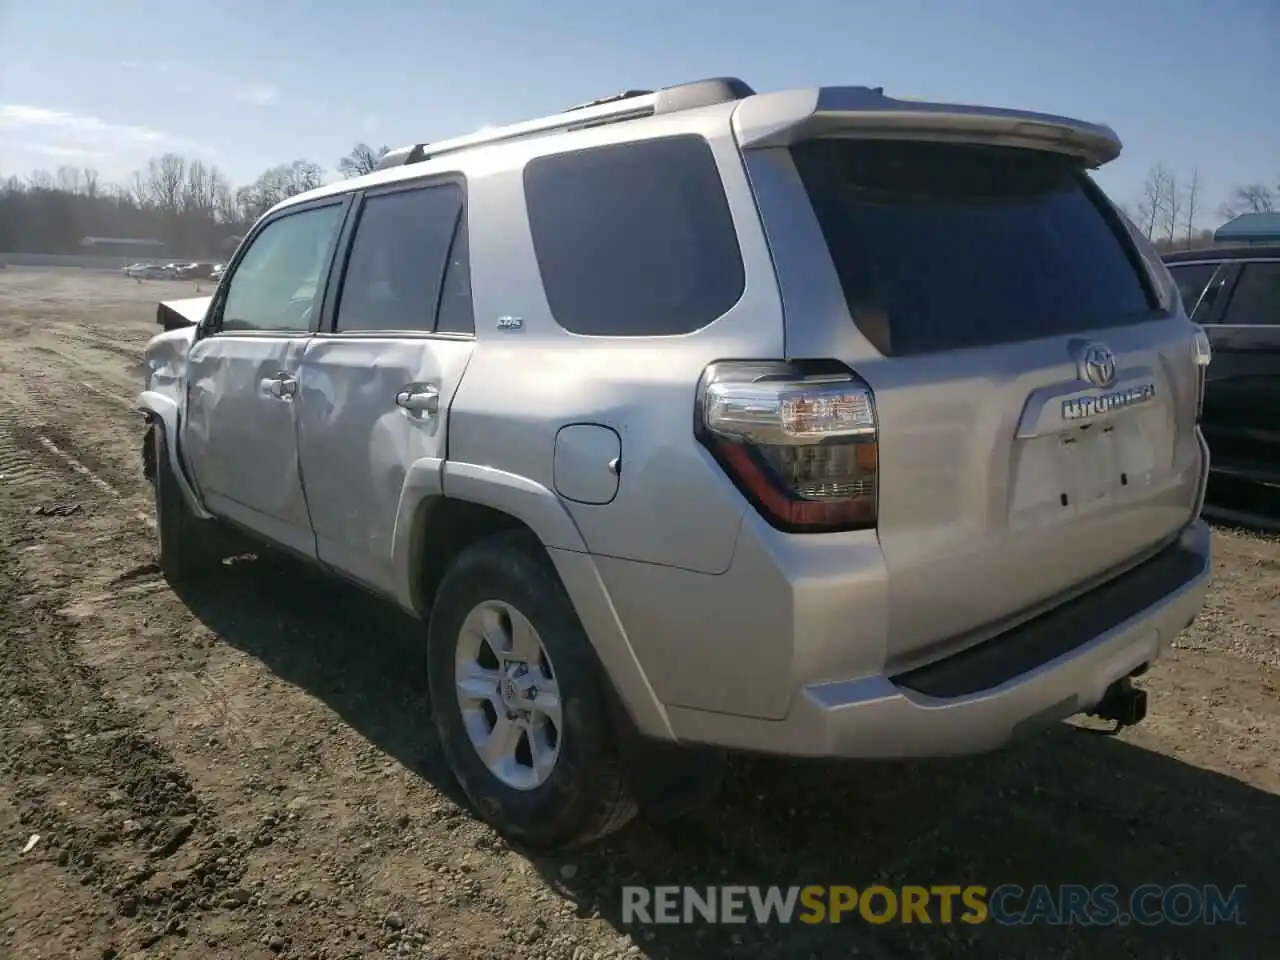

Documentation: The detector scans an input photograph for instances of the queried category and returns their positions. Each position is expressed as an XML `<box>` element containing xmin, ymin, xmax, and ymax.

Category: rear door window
<box><xmin>790</xmin><ymin>140</ymin><xmax>1157</xmax><ymax>356</ymax></box>
<box><xmin>1222</xmin><ymin>262</ymin><xmax>1280</xmax><ymax>326</ymax></box>
<box><xmin>333</xmin><ymin>182</ymin><xmax>468</xmax><ymax>334</ymax></box>
<box><xmin>523</xmin><ymin>135</ymin><xmax>745</xmax><ymax>336</ymax></box>
<box><xmin>1167</xmin><ymin>262</ymin><xmax>1219</xmax><ymax>315</ymax></box>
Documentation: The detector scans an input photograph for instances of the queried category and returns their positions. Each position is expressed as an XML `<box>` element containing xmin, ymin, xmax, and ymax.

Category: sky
<box><xmin>0</xmin><ymin>0</ymin><xmax>1276</xmax><ymax>228</ymax></box>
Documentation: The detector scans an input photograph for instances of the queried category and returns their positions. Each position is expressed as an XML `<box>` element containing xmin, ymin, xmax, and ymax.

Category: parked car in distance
<box><xmin>209</xmin><ymin>263</ymin><xmax>225</xmax><ymax>281</ymax></box>
<box><xmin>175</xmin><ymin>262</ymin><xmax>217</xmax><ymax>280</ymax></box>
<box><xmin>137</xmin><ymin>76</ymin><xmax>1212</xmax><ymax>850</ymax></box>
<box><xmin>125</xmin><ymin>262</ymin><xmax>171</xmax><ymax>280</ymax></box>
<box><xmin>1163</xmin><ymin>244</ymin><xmax>1280</xmax><ymax>527</ymax></box>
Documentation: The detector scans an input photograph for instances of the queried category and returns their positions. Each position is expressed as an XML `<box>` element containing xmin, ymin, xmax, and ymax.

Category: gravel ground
<box><xmin>1</xmin><ymin>267</ymin><xmax>1277</xmax><ymax>960</ymax></box>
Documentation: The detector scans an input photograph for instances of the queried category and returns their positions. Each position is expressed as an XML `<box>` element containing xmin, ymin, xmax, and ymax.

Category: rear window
<box><xmin>791</xmin><ymin>140</ymin><xmax>1157</xmax><ymax>356</ymax></box>
<box><xmin>524</xmin><ymin>135</ymin><xmax>745</xmax><ymax>336</ymax></box>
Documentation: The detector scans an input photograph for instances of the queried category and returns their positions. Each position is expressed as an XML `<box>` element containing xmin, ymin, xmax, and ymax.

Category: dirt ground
<box><xmin>0</xmin><ymin>266</ymin><xmax>1276</xmax><ymax>960</ymax></box>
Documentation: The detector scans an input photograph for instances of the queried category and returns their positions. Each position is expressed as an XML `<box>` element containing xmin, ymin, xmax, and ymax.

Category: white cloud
<box><xmin>119</xmin><ymin>60</ymin><xmax>175</xmax><ymax>74</ymax></box>
<box><xmin>233</xmin><ymin>83</ymin><xmax>280</xmax><ymax>106</ymax></box>
<box><xmin>15</xmin><ymin>142</ymin><xmax>106</xmax><ymax>161</ymax></box>
<box><xmin>0</xmin><ymin>104</ymin><xmax>213</xmax><ymax>173</ymax></box>
<box><xmin>119</xmin><ymin>59</ymin><xmax>277</xmax><ymax>106</ymax></box>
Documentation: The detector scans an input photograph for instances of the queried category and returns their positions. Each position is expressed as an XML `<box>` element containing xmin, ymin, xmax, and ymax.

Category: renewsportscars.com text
<box><xmin>621</xmin><ymin>884</ymin><xmax>1247</xmax><ymax>927</ymax></box>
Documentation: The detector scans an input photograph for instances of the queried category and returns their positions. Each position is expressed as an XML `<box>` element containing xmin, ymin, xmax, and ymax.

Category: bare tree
<box><xmin>1183</xmin><ymin>168</ymin><xmax>1200</xmax><ymax>249</ymax></box>
<box><xmin>337</xmin><ymin>143</ymin><xmax>390</xmax><ymax>178</ymax></box>
<box><xmin>0</xmin><ymin>152</ymin><xmax>331</xmax><ymax>257</ymax></box>
<box><xmin>1136</xmin><ymin>163</ymin><xmax>1173</xmax><ymax>240</ymax></box>
<box><xmin>1219</xmin><ymin>184</ymin><xmax>1276</xmax><ymax>220</ymax></box>
<box><xmin>128</xmin><ymin>171</ymin><xmax>153</xmax><ymax>208</ymax></box>
<box><xmin>147</xmin><ymin>154</ymin><xmax>187</xmax><ymax>214</ymax></box>
<box><xmin>281</xmin><ymin>159</ymin><xmax>324</xmax><ymax>196</ymax></box>
<box><xmin>183</xmin><ymin>160</ymin><xmax>223</xmax><ymax>214</ymax></box>
<box><xmin>1160</xmin><ymin>171</ymin><xmax>1183</xmax><ymax>246</ymax></box>
<box><xmin>214</xmin><ymin>180</ymin><xmax>237</xmax><ymax>224</ymax></box>
<box><xmin>55</xmin><ymin>166</ymin><xmax>82</xmax><ymax>194</ymax></box>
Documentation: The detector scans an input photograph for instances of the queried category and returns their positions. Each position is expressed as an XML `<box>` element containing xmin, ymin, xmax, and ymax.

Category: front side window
<box><xmin>220</xmin><ymin>204</ymin><xmax>344</xmax><ymax>333</ymax></box>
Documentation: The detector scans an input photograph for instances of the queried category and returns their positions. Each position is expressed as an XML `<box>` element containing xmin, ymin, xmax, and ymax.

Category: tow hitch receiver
<box><xmin>1087</xmin><ymin>675</ymin><xmax>1148</xmax><ymax>730</ymax></box>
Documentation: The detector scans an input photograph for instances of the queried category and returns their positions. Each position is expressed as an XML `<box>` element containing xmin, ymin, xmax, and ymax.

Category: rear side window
<box><xmin>1222</xmin><ymin>262</ymin><xmax>1280</xmax><ymax>326</ymax></box>
<box><xmin>1167</xmin><ymin>262</ymin><xmax>1219</xmax><ymax>314</ymax></box>
<box><xmin>790</xmin><ymin>140</ymin><xmax>1157</xmax><ymax>356</ymax></box>
<box><xmin>524</xmin><ymin>135</ymin><xmax>745</xmax><ymax>336</ymax></box>
<box><xmin>334</xmin><ymin>182</ymin><xmax>469</xmax><ymax>334</ymax></box>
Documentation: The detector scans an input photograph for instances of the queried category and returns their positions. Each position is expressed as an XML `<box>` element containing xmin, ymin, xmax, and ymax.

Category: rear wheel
<box><xmin>152</xmin><ymin>425</ymin><xmax>221</xmax><ymax>584</ymax></box>
<box><xmin>427</xmin><ymin>531</ymin><xmax>637</xmax><ymax>849</ymax></box>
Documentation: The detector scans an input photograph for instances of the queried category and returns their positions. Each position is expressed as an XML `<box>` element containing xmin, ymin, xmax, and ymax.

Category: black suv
<box><xmin>1163</xmin><ymin>244</ymin><xmax>1280</xmax><ymax>527</ymax></box>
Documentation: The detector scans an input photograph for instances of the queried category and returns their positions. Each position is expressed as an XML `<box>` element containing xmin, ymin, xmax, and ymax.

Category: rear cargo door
<box><xmin>743</xmin><ymin>124</ymin><xmax>1205</xmax><ymax>667</ymax></box>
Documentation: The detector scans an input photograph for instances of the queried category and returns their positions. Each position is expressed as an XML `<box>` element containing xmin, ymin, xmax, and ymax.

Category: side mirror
<box><xmin>155</xmin><ymin>295</ymin><xmax>213</xmax><ymax>332</ymax></box>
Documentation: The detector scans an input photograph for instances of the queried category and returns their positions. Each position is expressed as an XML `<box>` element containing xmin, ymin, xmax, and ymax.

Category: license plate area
<box><xmin>1009</xmin><ymin>412</ymin><xmax>1160</xmax><ymax>525</ymax></box>
<box><xmin>1057</xmin><ymin>419</ymin><xmax>1157</xmax><ymax>504</ymax></box>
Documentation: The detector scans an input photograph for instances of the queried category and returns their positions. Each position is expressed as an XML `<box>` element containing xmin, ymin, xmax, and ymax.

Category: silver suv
<box><xmin>138</xmin><ymin>77</ymin><xmax>1214</xmax><ymax>850</ymax></box>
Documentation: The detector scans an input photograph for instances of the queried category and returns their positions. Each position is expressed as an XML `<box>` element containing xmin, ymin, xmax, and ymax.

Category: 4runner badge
<box><xmin>495</xmin><ymin>315</ymin><xmax>524</xmax><ymax>331</ymax></box>
<box><xmin>1062</xmin><ymin>383</ymin><xmax>1156</xmax><ymax>421</ymax></box>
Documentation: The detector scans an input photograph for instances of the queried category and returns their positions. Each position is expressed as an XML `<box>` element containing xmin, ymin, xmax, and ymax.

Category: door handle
<box><xmin>395</xmin><ymin>384</ymin><xmax>439</xmax><ymax>416</ymax></box>
<box><xmin>259</xmin><ymin>374</ymin><xmax>297</xmax><ymax>400</ymax></box>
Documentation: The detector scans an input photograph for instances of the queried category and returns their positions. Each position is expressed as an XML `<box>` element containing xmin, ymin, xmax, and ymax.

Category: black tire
<box><xmin>427</xmin><ymin>530</ymin><xmax>637</xmax><ymax>850</ymax></box>
<box><xmin>153</xmin><ymin>424</ymin><xmax>221</xmax><ymax>584</ymax></box>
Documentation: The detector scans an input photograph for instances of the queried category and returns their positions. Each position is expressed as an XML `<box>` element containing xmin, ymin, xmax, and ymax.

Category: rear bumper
<box><xmin>664</xmin><ymin>519</ymin><xmax>1211</xmax><ymax>758</ymax></box>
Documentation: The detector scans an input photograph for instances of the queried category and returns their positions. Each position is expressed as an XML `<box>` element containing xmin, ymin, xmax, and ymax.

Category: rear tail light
<box><xmin>695</xmin><ymin>360</ymin><xmax>878</xmax><ymax>532</ymax></box>
<box><xmin>1192</xmin><ymin>326</ymin><xmax>1211</xmax><ymax>422</ymax></box>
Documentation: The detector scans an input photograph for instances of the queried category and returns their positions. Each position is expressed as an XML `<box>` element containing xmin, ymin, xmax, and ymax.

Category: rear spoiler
<box><xmin>732</xmin><ymin>87</ymin><xmax>1122</xmax><ymax>167</ymax></box>
<box><xmin>156</xmin><ymin>295</ymin><xmax>212</xmax><ymax>331</ymax></box>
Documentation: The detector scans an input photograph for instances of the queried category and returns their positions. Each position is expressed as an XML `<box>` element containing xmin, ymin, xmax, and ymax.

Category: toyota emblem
<box><xmin>1082</xmin><ymin>343</ymin><xmax>1117</xmax><ymax>388</ymax></box>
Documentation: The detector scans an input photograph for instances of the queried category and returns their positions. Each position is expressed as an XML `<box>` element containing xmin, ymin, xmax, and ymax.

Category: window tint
<box><xmin>221</xmin><ymin>204</ymin><xmax>344</xmax><ymax>332</ymax></box>
<box><xmin>524</xmin><ymin>136</ymin><xmax>745</xmax><ymax>336</ymax></box>
<box><xmin>435</xmin><ymin>212</ymin><xmax>474</xmax><ymax>334</ymax></box>
<box><xmin>334</xmin><ymin>183</ymin><xmax>465</xmax><ymax>333</ymax></box>
<box><xmin>1167</xmin><ymin>263</ymin><xmax>1219</xmax><ymax>314</ymax></box>
<box><xmin>790</xmin><ymin>140</ymin><xmax>1156</xmax><ymax>356</ymax></box>
<box><xmin>1223</xmin><ymin>262</ymin><xmax>1280</xmax><ymax>326</ymax></box>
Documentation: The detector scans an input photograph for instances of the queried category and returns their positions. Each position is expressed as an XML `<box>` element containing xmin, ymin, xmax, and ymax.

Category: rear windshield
<box><xmin>790</xmin><ymin>139</ymin><xmax>1158</xmax><ymax>356</ymax></box>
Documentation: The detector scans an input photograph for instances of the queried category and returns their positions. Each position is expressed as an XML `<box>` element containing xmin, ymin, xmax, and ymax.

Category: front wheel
<box><xmin>427</xmin><ymin>531</ymin><xmax>637</xmax><ymax>849</ymax></box>
<box><xmin>152</xmin><ymin>425</ymin><xmax>221</xmax><ymax>584</ymax></box>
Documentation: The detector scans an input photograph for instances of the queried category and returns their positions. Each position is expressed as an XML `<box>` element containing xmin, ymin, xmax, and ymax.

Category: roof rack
<box><xmin>375</xmin><ymin>76</ymin><xmax>755</xmax><ymax>171</ymax></box>
<box><xmin>563</xmin><ymin>89</ymin><xmax>653</xmax><ymax>112</ymax></box>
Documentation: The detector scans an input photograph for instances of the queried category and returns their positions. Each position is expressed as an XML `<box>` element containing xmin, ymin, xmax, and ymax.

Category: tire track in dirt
<box><xmin>56</xmin><ymin>329</ymin><xmax>148</xmax><ymax>364</ymax></box>
<box><xmin>24</xmin><ymin>343</ymin><xmax>140</xmax><ymax>412</ymax></box>
<box><xmin>0</xmin><ymin>546</ymin><xmax>253</xmax><ymax>958</ymax></box>
<box><xmin>0</xmin><ymin>388</ymin><xmax>249</xmax><ymax>955</ymax></box>
<box><xmin>0</xmin><ymin>356</ymin><xmax>152</xmax><ymax>517</ymax></box>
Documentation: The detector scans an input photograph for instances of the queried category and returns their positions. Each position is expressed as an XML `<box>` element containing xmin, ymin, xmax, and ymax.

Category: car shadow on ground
<box><xmin>175</xmin><ymin>553</ymin><xmax>1279</xmax><ymax>960</ymax></box>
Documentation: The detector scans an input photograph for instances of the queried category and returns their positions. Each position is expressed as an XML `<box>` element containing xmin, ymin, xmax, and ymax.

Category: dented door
<box><xmin>180</xmin><ymin>198</ymin><xmax>348</xmax><ymax>558</ymax></box>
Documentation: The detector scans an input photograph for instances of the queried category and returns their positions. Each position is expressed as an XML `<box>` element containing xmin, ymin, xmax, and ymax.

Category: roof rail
<box><xmin>375</xmin><ymin>76</ymin><xmax>755</xmax><ymax>171</ymax></box>
<box><xmin>563</xmin><ymin>89</ymin><xmax>653</xmax><ymax>112</ymax></box>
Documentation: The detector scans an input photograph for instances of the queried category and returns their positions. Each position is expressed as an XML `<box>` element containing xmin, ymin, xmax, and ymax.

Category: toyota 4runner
<box><xmin>138</xmin><ymin>77</ymin><xmax>1214</xmax><ymax>850</ymax></box>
